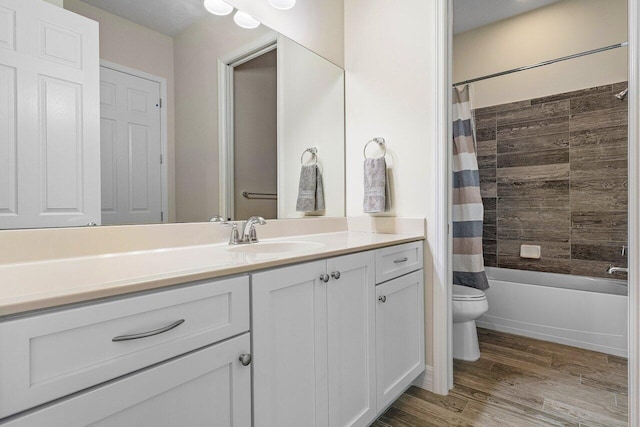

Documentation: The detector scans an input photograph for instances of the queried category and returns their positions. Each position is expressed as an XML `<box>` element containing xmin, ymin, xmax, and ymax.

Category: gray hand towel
<box><xmin>296</xmin><ymin>165</ymin><xmax>325</xmax><ymax>212</ymax></box>
<box><xmin>363</xmin><ymin>157</ymin><xmax>390</xmax><ymax>213</ymax></box>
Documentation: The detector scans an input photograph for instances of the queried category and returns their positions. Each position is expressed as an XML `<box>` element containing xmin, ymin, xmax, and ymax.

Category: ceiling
<box><xmin>453</xmin><ymin>0</ymin><xmax>562</xmax><ymax>34</ymax></box>
<box><xmin>80</xmin><ymin>0</ymin><xmax>208</xmax><ymax>37</ymax></box>
<box><xmin>81</xmin><ymin>0</ymin><xmax>564</xmax><ymax>38</ymax></box>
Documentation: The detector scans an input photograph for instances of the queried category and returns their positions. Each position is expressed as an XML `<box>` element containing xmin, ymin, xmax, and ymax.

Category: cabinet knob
<box><xmin>320</xmin><ymin>274</ymin><xmax>330</xmax><ymax>283</ymax></box>
<box><xmin>331</xmin><ymin>271</ymin><xmax>341</xmax><ymax>280</ymax></box>
<box><xmin>378</xmin><ymin>295</ymin><xmax>387</xmax><ymax>303</ymax></box>
<box><xmin>239</xmin><ymin>353</ymin><xmax>252</xmax><ymax>366</ymax></box>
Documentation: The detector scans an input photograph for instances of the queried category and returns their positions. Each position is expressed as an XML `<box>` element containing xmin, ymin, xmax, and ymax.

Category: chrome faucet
<box><xmin>606</xmin><ymin>245</ymin><xmax>629</xmax><ymax>274</ymax></box>
<box><xmin>242</xmin><ymin>216</ymin><xmax>267</xmax><ymax>243</ymax></box>
<box><xmin>606</xmin><ymin>265</ymin><xmax>629</xmax><ymax>275</ymax></box>
<box><xmin>221</xmin><ymin>216</ymin><xmax>267</xmax><ymax>245</ymax></box>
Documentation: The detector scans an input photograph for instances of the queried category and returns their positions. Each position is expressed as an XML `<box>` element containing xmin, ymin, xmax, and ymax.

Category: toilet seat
<box><xmin>453</xmin><ymin>284</ymin><xmax>486</xmax><ymax>301</ymax></box>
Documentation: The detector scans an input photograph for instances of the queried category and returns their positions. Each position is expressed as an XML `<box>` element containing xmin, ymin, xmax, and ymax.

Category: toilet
<box><xmin>452</xmin><ymin>285</ymin><xmax>489</xmax><ymax>361</ymax></box>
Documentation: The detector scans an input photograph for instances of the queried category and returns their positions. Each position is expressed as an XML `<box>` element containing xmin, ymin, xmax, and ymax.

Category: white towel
<box><xmin>363</xmin><ymin>158</ymin><xmax>390</xmax><ymax>213</ymax></box>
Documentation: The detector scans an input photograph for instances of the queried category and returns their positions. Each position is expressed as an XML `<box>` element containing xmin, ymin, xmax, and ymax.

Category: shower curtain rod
<box><xmin>453</xmin><ymin>42</ymin><xmax>628</xmax><ymax>87</ymax></box>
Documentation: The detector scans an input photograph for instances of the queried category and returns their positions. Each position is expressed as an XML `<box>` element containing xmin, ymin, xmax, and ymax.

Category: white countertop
<box><xmin>0</xmin><ymin>231</ymin><xmax>424</xmax><ymax>317</ymax></box>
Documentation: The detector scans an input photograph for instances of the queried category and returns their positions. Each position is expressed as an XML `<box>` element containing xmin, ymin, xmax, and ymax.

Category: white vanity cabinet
<box><xmin>374</xmin><ymin>242</ymin><xmax>425</xmax><ymax>410</ymax></box>
<box><xmin>252</xmin><ymin>251</ymin><xmax>377</xmax><ymax>427</ymax></box>
<box><xmin>0</xmin><ymin>239</ymin><xmax>425</xmax><ymax>426</ymax></box>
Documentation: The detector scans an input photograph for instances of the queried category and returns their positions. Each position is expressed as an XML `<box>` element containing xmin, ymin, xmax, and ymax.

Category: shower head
<box><xmin>615</xmin><ymin>88</ymin><xmax>629</xmax><ymax>100</ymax></box>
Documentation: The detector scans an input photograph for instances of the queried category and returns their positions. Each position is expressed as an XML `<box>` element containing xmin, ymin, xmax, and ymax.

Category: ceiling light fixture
<box><xmin>233</xmin><ymin>11</ymin><xmax>261</xmax><ymax>29</ymax></box>
<box><xmin>203</xmin><ymin>0</ymin><xmax>233</xmax><ymax>16</ymax></box>
<box><xmin>268</xmin><ymin>0</ymin><xmax>296</xmax><ymax>10</ymax></box>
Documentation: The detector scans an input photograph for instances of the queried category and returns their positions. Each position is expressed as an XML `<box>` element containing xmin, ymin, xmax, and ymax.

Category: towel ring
<box><xmin>301</xmin><ymin>147</ymin><xmax>318</xmax><ymax>165</ymax></box>
<box><xmin>363</xmin><ymin>137</ymin><xmax>386</xmax><ymax>159</ymax></box>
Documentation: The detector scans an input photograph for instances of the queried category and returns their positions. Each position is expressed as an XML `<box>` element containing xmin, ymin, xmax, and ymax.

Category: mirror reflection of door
<box><xmin>232</xmin><ymin>49</ymin><xmax>278</xmax><ymax>221</ymax></box>
<box><xmin>100</xmin><ymin>66</ymin><xmax>164</xmax><ymax>225</ymax></box>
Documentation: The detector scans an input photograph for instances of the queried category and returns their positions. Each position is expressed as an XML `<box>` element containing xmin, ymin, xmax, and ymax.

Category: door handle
<box><xmin>239</xmin><ymin>353</ymin><xmax>252</xmax><ymax>366</ymax></box>
<box><xmin>378</xmin><ymin>296</ymin><xmax>387</xmax><ymax>303</ymax></box>
<box><xmin>320</xmin><ymin>274</ymin><xmax>330</xmax><ymax>283</ymax></box>
<box><xmin>331</xmin><ymin>271</ymin><xmax>341</xmax><ymax>280</ymax></box>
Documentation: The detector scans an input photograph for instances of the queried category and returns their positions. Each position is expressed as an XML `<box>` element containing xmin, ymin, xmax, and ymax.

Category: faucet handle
<box><xmin>221</xmin><ymin>221</ymin><xmax>240</xmax><ymax>245</ymax></box>
<box><xmin>209</xmin><ymin>215</ymin><xmax>225</xmax><ymax>222</ymax></box>
<box><xmin>622</xmin><ymin>245</ymin><xmax>628</xmax><ymax>256</ymax></box>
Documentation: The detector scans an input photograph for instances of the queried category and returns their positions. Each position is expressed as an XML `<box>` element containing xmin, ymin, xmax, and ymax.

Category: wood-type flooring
<box><xmin>374</xmin><ymin>328</ymin><xmax>628</xmax><ymax>426</ymax></box>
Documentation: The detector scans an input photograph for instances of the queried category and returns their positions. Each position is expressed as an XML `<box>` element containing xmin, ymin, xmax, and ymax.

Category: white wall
<box><xmin>454</xmin><ymin>0</ymin><xmax>628</xmax><ymax>108</ymax></box>
<box><xmin>173</xmin><ymin>15</ymin><xmax>272</xmax><ymax>223</ymax></box>
<box><xmin>344</xmin><ymin>0</ymin><xmax>440</xmax><ymax>367</ymax></box>
<box><xmin>64</xmin><ymin>0</ymin><xmax>177</xmax><ymax>221</ymax></box>
<box><xmin>278</xmin><ymin>36</ymin><xmax>345</xmax><ymax>219</ymax></box>
<box><xmin>225</xmin><ymin>0</ymin><xmax>344</xmax><ymax>67</ymax></box>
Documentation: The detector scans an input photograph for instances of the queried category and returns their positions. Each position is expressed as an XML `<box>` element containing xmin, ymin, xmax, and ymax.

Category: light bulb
<box><xmin>268</xmin><ymin>0</ymin><xmax>296</xmax><ymax>10</ymax></box>
<box><xmin>234</xmin><ymin>11</ymin><xmax>260</xmax><ymax>29</ymax></box>
<box><xmin>203</xmin><ymin>0</ymin><xmax>233</xmax><ymax>16</ymax></box>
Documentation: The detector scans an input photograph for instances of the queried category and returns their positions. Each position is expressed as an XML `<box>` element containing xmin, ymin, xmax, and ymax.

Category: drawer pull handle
<box><xmin>393</xmin><ymin>257</ymin><xmax>409</xmax><ymax>264</ymax></box>
<box><xmin>112</xmin><ymin>319</ymin><xmax>185</xmax><ymax>342</ymax></box>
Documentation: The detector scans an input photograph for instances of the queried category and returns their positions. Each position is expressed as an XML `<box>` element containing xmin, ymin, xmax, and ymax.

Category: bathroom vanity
<box><xmin>0</xmin><ymin>233</ymin><xmax>424</xmax><ymax>426</ymax></box>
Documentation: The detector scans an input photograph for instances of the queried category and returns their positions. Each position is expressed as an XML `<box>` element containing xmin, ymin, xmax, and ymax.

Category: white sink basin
<box><xmin>227</xmin><ymin>241</ymin><xmax>325</xmax><ymax>254</ymax></box>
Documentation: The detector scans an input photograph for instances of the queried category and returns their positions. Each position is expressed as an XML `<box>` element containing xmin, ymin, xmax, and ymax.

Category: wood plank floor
<box><xmin>374</xmin><ymin>328</ymin><xmax>628</xmax><ymax>427</ymax></box>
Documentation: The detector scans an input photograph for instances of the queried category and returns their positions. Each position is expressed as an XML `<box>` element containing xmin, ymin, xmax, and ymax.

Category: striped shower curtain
<box><xmin>452</xmin><ymin>85</ymin><xmax>489</xmax><ymax>290</ymax></box>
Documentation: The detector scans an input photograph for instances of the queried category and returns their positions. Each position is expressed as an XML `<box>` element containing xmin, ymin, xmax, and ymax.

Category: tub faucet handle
<box><xmin>622</xmin><ymin>245</ymin><xmax>628</xmax><ymax>256</ymax></box>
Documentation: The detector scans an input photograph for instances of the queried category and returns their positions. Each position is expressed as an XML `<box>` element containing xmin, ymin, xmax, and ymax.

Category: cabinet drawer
<box><xmin>375</xmin><ymin>241</ymin><xmax>423</xmax><ymax>284</ymax></box>
<box><xmin>0</xmin><ymin>333</ymin><xmax>252</xmax><ymax>427</ymax></box>
<box><xmin>0</xmin><ymin>276</ymin><xmax>249</xmax><ymax>418</ymax></box>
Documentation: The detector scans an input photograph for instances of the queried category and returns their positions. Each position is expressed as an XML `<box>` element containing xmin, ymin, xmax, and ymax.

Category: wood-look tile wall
<box><xmin>476</xmin><ymin>82</ymin><xmax>628</xmax><ymax>278</ymax></box>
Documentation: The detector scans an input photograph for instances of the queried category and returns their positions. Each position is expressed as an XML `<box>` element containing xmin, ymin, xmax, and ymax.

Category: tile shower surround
<box><xmin>476</xmin><ymin>82</ymin><xmax>628</xmax><ymax>278</ymax></box>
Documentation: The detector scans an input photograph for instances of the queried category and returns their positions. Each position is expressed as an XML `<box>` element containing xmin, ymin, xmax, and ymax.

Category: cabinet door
<box><xmin>326</xmin><ymin>251</ymin><xmax>376</xmax><ymax>427</ymax></box>
<box><xmin>2</xmin><ymin>334</ymin><xmax>252</xmax><ymax>427</ymax></box>
<box><xmin>0</xmin><ymin>0</ymin><xmax>101</xmax><ymax>229</ymax></box>
<box><xmin>252</xmin><ymin>261</ymin><xmax>329</xmax><ymax>427</ymax></box>
<box><xmin>376</xmin><ymin>270</ymin><xmax>425</xmax><ymax>410</ymax></box>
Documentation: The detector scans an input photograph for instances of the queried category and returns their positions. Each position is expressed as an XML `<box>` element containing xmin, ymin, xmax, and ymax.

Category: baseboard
<box><xmin>411</xmin><ymin>365</ymin><xmax>433</xmax><ymax>392</ymax></box>
<box><xmin>477</xmin><ymin>320</ymin><xmax>628</xmax><ymax>358</ymax></box>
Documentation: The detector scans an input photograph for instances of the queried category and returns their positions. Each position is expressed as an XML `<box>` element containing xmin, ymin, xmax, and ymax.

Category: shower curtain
<box><xmin>452</xmin><ymin>85</ymin><xmax>489</xmax><ymax>290</ymax></box>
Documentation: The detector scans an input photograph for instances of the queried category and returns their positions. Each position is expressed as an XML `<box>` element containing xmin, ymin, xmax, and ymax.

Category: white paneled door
<box><xmin>0</xmin><ymin>0</ymin><xmax>100</xmax><ymax>229</ymax></box>
<box><xmin>100</xmin><ymin>66</ymin><xmax>162</xmax><ymax>225</ymax></box>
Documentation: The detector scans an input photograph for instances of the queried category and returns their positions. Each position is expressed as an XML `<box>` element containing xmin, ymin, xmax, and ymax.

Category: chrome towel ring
<box><xmin>301</xmin><ymin>147</ymin><xmax>318</xmax><ymax>165</ymax></box>
<box><xmin>364</xmin><ymin>137</ymin><xmax>386</xmax><ymax>159</ymax></box>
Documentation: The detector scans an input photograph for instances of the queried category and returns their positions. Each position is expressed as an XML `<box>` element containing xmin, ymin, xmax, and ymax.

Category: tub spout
<box><xmin>606</xmin><ymin>264</ymin><xmax>628</xmax><ymax>275</ymax></box>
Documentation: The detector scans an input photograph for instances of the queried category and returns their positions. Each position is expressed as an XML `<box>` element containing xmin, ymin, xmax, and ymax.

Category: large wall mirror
<box><xmin>0</xmin><ymin>0</ymin><xmax>345</xmax><ymax>229</ymax></box>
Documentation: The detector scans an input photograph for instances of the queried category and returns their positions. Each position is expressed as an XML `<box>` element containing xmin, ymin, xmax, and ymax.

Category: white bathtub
<box><xmin>477</xmin><ymin>267</ymin><xmax>628</xmax><ymax>357</ymax></box>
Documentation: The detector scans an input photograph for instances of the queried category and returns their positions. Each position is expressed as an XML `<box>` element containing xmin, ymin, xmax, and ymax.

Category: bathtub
<box><xmin>477</xmin><ymin>267</ymin><xmax>628</xmax><ymax>357</ymax></box>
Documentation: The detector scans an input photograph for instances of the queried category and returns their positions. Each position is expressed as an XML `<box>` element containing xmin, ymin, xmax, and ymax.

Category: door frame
<box><xmin>218</xmin><ymin>33</ymin><xmax>278</xmax><ymax>221</ymax></box>
<box><xmin>628</xmin><ymin>1</ymin><xmax>639</xmax><ymax>423</ymax></box>
<box><xmin>99</xmin><ymin>60</ymin><xmax>169</xmax><ymax>223</ymax></box>
<box><xmin>432</xmin><ymin>0</ymin><xmax>453</xmax><ymax>395</ymax></box>
<box><xmin>439</xmin><ymin>1</ymin><xmax>639</xmax><ymax>423</ymax></box>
